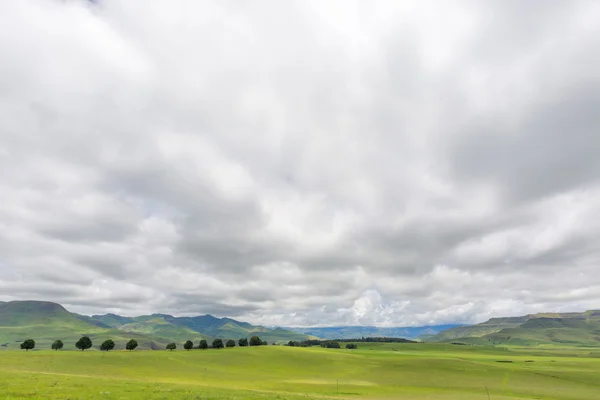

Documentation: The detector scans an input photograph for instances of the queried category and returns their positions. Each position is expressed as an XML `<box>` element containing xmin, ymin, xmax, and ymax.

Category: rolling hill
<box><xmin>0</xmin><ymin>300</ymin><xmax>312</xmax><ymax>350</ymax></box>
<box><xmin>0</xmin><ymin>301</ymin><xmax>165</xmax><ymax>350</ymax></box>
<box><xmin>426</xmin><ymin>310</ymin><xmax>600</xmax><ymax>346</ymax></box>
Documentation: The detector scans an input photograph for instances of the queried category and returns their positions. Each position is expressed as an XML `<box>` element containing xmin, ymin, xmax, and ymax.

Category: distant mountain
<box><xmin>285</xmin><ymin>325</ymin><xmax>462</xmax><ymax>340</ymax></box>
<box><xmin>0</xmin><ymin>301</ymin><xmax>164</xmax><ymax>350</ymax></box>
<box><xmin>0</xmin><ymin>300</ymin><xmax>312</xmax><ymax>350</ymax></box>
<box><xmin>427</xmin><ymin>311</ymin><xmax>600</xmax><ymax>346</ymax></box>
<box><xmin>88</xmin><ymin>313</ymin><xmax>135</xmax><ymax>328</ymax></box>
<box><xmin>85</xmin><ymin>313</ymin><xmax>311</xmax><ymax>343</ymax></box>
<box><xmin>424</xmin><ymin>317</ymin><xmax>527</xmax><ymax>341</ymax></box>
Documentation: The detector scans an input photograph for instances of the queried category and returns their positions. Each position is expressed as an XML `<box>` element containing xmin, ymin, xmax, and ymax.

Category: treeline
<box><xmin>18</xmin><ymin>335</ymin><xmax>270</xmax><ymax>351</ymax></box>
<box><xmin>336</xmin><ymin>337</ymin><xmax>417</xmax><ymax>343</ymax></box>
<box><xmin>287</xmin><ymin>340</ymin><xmax>357</xmax><ymax>349</ymax></box>
<box><xmin>19</xmin><ymin>336</ymin><xmax>138</xmax><ymax>351</ymax></box>
<box><xmin>286</xmin><ymin>337</ymin><xmax>416</xmax><ymax>348</ymax></box>
<box><xmin>174</xmin><ymin>335</ymin><xmax>269</xmax><ymax>350</ymax></box>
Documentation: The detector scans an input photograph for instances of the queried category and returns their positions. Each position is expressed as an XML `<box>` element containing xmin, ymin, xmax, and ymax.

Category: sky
<box><xmin>1</xmin><ymin>0</ymin><xmax>600</xmax><ymax>327</ymax></box>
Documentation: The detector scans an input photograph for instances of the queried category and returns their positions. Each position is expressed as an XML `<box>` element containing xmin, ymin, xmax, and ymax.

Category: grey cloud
<box><xmin>1</xmin><ymin>0</ymin><xmax>599</xmax><ymax>326</ymax></box>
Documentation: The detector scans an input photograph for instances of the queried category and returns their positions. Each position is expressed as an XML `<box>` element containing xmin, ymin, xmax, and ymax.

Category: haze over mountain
<box><xmin>1</xmin><ymin>1</ymin><xmax>600</xmax><ymax>326</ymax></box>
<box><xmin>284</xmin><ymin>325</ymin><xmax>462</xmax><ymax>340</ymax></box>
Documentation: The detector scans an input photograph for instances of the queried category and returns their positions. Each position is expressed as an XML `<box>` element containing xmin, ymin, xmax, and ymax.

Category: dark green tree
<box><xmin>249</xmin><ymin>336</ymin><xmax>262</xmax><ymax>346</ymax></box>
<box><xmin>51</xmin><ymin>340</ymin><xmax>63</xmax><ymax>351</ymax></box>
<box><xmin>184</xmin><ymin>340</ymin><xmax>194</xmax><ymax>350</ymax></box>
<box><xmin>345</xmin><ymin>343</ymin><xmax>358</xmax><ymax>349</ymax></box>
<box><xmin>238</xmin><ymin>338</ymin><xmax>248</xmax><ymax>347</ymax></box>
<box><xmin>198</xmin><ymin>339</ymin><xmax>208</xmax><ymax>350</ymax></box>
<box><xmin>126</xmin><ymin>339</ymin><xmax>138</xmax><ymax>351</ymax></box>
<box><xmin>166</xmin><ymin>342</ymin><xmax>177</xmax><ymax>351</ymax></box>
<box><xmin>212</xmin><ymin>338</ymin><xmax>224</xmax><ymax>349</ymax></box>
<box><xmin>75</xmin><ymin>336</ymin><xmax>92</xmax><ymax>351</ymax></box>
<box><xmin>261</xmin><ymin>340</ymin><xmax>268</xmax><ymax>345</ymax></box>
<box><xmin>321</xmin><ymin>341</ymin><xmax>341</xmax><ymax>349</ymax></box>
<box><xmin>20</xmin><ymin>339</ymin><xmax>35</xmax><ymax>351</ymax></box>
<box><xmin>226</xmin><ymin>339</ymin><xmax>235</xmax><ymax>348</ymax></box>
<box><xmin>100</xmin><ymin>339</ymin><xmax>115</xmax><ymax>351</ymax></box>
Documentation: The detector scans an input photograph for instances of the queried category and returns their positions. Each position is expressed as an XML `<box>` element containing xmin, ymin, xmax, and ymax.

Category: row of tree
<box><xmin>20</xmin><ymin>337</ymin><xmax>139</xmax><ymax>351</ymax></box>
<box><xmin>286</xmin><ymin>340</ymin><xmax>358</xmax><ymax>349</ymax></box>
<box><xmin>172</xmin><ymin>336</ymin><xmax>268</xmax><ymax>351</ymax></box>
<box><xmin>19</xmin><ymin>335</ymin><xmax>269</xmax><ymax>351</ymax></box>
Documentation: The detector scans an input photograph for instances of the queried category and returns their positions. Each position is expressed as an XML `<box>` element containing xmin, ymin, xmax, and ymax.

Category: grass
<box><xmin>1</xmin><ymin>343</ymin><xmax>600</xmax><ymax>399</ymax></box>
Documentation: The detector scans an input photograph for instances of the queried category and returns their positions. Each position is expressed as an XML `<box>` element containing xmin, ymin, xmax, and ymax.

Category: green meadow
<box><xmin>1</xmin><ymin>343</ymin><xmax>599</xmax><ymax>399</ymax></box>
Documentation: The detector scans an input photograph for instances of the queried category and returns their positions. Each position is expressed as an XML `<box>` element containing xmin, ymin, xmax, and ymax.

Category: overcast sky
<box><xmin>1</xmin><ymin>0</ymin><xmax>599</xmax><ymax>327</ymax></box>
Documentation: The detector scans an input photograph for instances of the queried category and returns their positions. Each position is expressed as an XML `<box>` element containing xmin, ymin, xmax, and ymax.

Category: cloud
<box><xmin>1</xmin><ymin>0</ymin><xmax>599</xmax><ymax>326</ymax></box>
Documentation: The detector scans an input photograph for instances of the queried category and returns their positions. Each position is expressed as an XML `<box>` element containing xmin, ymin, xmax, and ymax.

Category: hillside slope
<box><xmin>425</xmin><ymin>317</ymin><xmax>527</xmax><ymax>341</ymax></box>
<box><xmin>1</xmin><ymin>300</ymin><xmax>313</xmax><ymax>349</ymax></box>
<box><xmin>84</xmin><ymin>313</ymin><xmax>311</xmax><ymax>342</ymax></box>
<box><xmin>427</xmin><ymin>310</ymin><xmax>600</xmax><ymax>346</ymax></box>
<box><xmin>0</xmin><ymin>301</ymin><xmax>166</xmax><ymax>350</ymax></box>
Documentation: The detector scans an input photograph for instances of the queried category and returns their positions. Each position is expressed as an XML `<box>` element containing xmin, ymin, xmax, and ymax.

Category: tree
<box><xmin>198</xmin><ymin>339</ymin><xmax>208</xmax><ymax>350</ymax></box>
<box><xmin>321</xmin><ymin>341</ymin><xmax>341</xmax><ymax>349</ymax></box>
<box><xmin>100</xmin><ymin>339</ymin><xmax>115</xmax><ymax>351</ymax></box>
<box><xmin>184</xmin><ymin>340</ymin><xmax>194</xmax><ymax>350</ymax></box>
<box><xmin>166</xmin><ymin>342</ymin><xmax>177</xmax><ymax>351</ymax></box>
<box><xmin>249</xmin><ymin>336</ymin><xmax>262</xmax><ymax>346</ymax></box>
<box><xmin>261</xmin><ymin>340</ymin><xmax>268</xmax><ymax>346</ymax></box>
<box><xmin>75</xmin><ymin>336</ymin><xmax>92</xmax><ymax>351</ymax></box>
<box><xmin>345</xmin><ymin>343</ymin><xmax>358</xmax><ymax>349</ymax></box>
<box><xmin>226</xmin><ymin>339</ymin><xmax>235</xmax><ymax>348</ymax></box>
<box><xmin>51</xmin><ymin>340</ymin><xmax>63</xmax><ymax>351</ymax></box>
<box><xmin>238</xmin><ymin>338</ymin><xmax>248</xmax><ymax>347</ymax></box>
<box><xmin>126</xmin><ymin>339</ymin><xmax>138</xmax><ymax>351</ymax></box>
<box><xmin>20</xmin><ymin>339</ymin><xmax>35</xmax><ymax>351</ymax></box>
<box><xmin>212</xmin><ymin>338</ymin><xmax>224</xmax><ymax>349</ymax></box>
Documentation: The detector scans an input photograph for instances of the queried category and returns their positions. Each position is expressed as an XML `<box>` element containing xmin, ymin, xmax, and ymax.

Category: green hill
<box><xmin>86</xmin><ymin>313</ymin><xmax>135</xmax><ymax>328</ymax></box>
<box><xmin>0</xmin><ymin>301</ymin><xmax>167</xmax><ymax>350</ymax></box>
<box><xmin>0</xmin><ymin>300</ymin><xmax>313</xmax><ymax>350</ymax></box>
<box><xmin>426</xmin><ymin>316</ymin><xmax>527</xmax><ymax>341</ymax></box>
<box><xmin>118</xmin><ymin>316</ymin><xmax>212</xmax><ymax>343</ymax></box>
<box><xmin>427</xmin><ymin>310</ymin><xmax>600</xmax><ymax>346</ymax></box>
<box><xmin>86</xmin><ymin>313</ymin><xmax>313</xmax><ymax>342</ymax></box>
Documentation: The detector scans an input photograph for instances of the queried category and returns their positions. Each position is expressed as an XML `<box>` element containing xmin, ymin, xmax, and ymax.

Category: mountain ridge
<box><xmin>0</xmin><ymin>300</ymin><xmax>312</xmax><ymax>349</ymax></box>
<box><xmin>427</xmin><ymin>310</ymin><xmax>600</xmax><ymax>346</ymax></box>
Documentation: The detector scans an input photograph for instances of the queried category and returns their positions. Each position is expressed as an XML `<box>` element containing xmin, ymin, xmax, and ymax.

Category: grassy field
<box><xmin>1</xmin><ymin>343</ymin><xmax>599</xmax><ymax>399</ymax></box>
